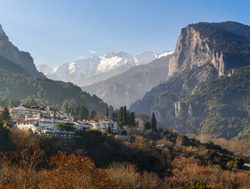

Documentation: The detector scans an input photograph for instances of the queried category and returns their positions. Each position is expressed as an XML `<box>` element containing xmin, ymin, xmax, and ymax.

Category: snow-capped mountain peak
<box><xmin>37</xmin><ymin>50</ymin><xmax>172</xmax><ymax>86</ymax></box>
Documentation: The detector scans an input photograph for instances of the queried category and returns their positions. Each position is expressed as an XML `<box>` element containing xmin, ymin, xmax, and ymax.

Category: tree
<box><xmin>144</xmin><ymin>121</ymin><xmax>151</xmax><ymax>130</ymax></box>
<box><xmin>121</xmin><ymin>130</ymin><xmax>127</xmax><ymax>136</ymax></box>
<box><xmin>123</xmin><ymin>106</ymin><xmax>127</xmax><ymax>124</ymax></box>
<box><xmin>129</xmin><ymin>112</ymin><xmax>136</xmax><ymax>127</ymax></box>
<box><xmin>0</xmin><ymin>107</ymin><xmax>10</xmax><ymax>122</ymax></box>
<box><xmin>55</xmin><ymin>122</ymin><xmax>75</xmax><ymax>132</ymax></box>
<box><xmin>106</xmin><ymin>106</ymin><xmax>109</xmax><ymax>119</ymax></box>
<box><xmin>90</xmin><ymin>110</ymin><xmax>97</xmax><ymax>120</ymax></box>
<box><xmin>107</xmin><ymin>125</ymin><xmax>112</xmax><ymax>134</ymax></box>
<box><xmin>79</xmin><ymin>105</ymin><xmax>89</xmax><ymax>120</ymax></box>
<box><xmin>151</xmin><ymin>113</ymin><xmax>157</xmax><ymax>132</ymax></box>
<box><xmin>118</xmin><ymin>107</ymin><xmax>124</xmax><ymax>123</ymax></box>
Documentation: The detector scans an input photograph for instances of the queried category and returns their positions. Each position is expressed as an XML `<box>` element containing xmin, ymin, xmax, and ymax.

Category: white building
<box><xmin>16</xmin><ymin>120</ymin><xmax>39</xmax><ymax>133</ymax></box>
<box><xmin>99</xmin><ymin>119</ymin><xmax>118</xmax><ymax>133</ymax></box>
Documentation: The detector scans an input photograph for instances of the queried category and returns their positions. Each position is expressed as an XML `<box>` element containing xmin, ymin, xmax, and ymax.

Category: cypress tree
<box><xmin>151</xmin><ymin>113</ymin><xmax>157</xmax><ymax>132</ymax></box>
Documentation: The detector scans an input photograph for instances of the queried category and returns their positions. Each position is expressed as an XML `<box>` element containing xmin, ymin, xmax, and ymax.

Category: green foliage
<box><xmin>0</xmin><ymin>123</ymin><xmax>14</xmax><ymax>151</ymax></box>
<box><xmin>106</xmin><ymin>106</ymin><xmax>109</xmax><ymax>119</ymax></box>
<box><xmin>0</xmin><ymin>62</ymin><xmax>108</xmax><ymax>113</ymax></box>
<box><xmin>0</xmin><ymin>56</ymin><xmax>29</xmax><ymax>75</ymax></box>
<box><xmin>121</xmin><ymin>130</ymin><xmax>128</xmax><ymax>136</ymax></box>
<box><xmin>144</xmin><ymin>121</ymin><xmax>151</xmax><ymax>130</ymax></box>
<box><xmin>65</xmin><ymin>105</ymin><xmax>89</xmax><ymax>121</ymax></box>
<box><xmin>0</xmin><ymin>107</ymin><xmax>10</xmax><ymax>122</ymax></box>
<box><xmin>55</xmin><ymin>122</ymin><xmax>75</xmax><ymax>132</ymax></box>
<box><xmin>182</xmin><ymin>66</ymin><xmax>250</xmax><ymax>140</ymax></box>
<box><xmin>151</xmin><ymin>113</ymin><xmax>157</xmax><ymax>132</ymax></box>
<box><xmin>89</xmin><ymin>110</ymin><xmax>97</xmax><ymax>120</ymax></box>
<box><xmin>208</xmin><ymin>150</ymin><xmax>244</xmax><ymax>170</ymax></box>
<box><xmin>113</xmin><ymin>106</ymin><xmax>136</xmax><ymax>127</ymax></box>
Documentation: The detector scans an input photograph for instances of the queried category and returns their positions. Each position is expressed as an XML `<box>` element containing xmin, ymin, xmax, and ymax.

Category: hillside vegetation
<box><xmin>182</xmin><ymin>66</ymin><xmax>250</xmax><ymax>140</ymax></box>
<box><xmin>0</xmin><ymin>55</ymin><xmax>107</xmax><ymax>112</ymax></box>
<box><xmin>0</xmin><ymin>123</ymin><xmax>250</xmax><ymax>188</ymax></box>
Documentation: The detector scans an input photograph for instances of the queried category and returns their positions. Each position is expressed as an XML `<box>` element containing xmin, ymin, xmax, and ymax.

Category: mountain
<box><xmin>0</xmin><ymin>57</ymin><xmax>108</xmax><ymax>112</ymax></box>
<box><xmin>179</xmin><ymin>66</ymin><xmax>250</xmax><ymax>140</ymax></box>
<box><xmin>0</xmin><ymin>24</ymin><xmax>43</xmax><ymax>77</ymax></box>
<box><xmin>0</xmin><ymin>25</ymin><xmax>107</xmax><ymax>113</ymax></box>
<box><xmin>82</xmin><ymin>53</ymin><xmax>173</xmax><ymax>108</ymax></box>
<box><xmin>37</xmin><ymin>51</ymin><xmax>170</xmax><ymax>86</ymax></box>
<box><xmin>131</xmin><ymin>21</ymin><xmax>250</xmax><ymax>140</ymax></box>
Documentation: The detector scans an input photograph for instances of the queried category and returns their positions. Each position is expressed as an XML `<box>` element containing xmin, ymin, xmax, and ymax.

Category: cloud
<box><xmin>88</xmin><ymin>50</ymin><xmax>97</xmax><ymax>54</ymax></box>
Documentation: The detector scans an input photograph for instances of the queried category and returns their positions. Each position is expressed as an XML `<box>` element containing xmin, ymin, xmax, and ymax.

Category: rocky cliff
<box><xmin>131</xmin><ymin>21</ymin><xmax>250</xmax><ymax>140</ymax></box>
<box><xmin>0</xmin><ymin>24</ymin><xmax>43</xmax><ymax>77</ymax></box>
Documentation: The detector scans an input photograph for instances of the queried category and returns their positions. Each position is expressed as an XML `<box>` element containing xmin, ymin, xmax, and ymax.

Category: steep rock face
<box><xmin>131</xmin><ymin>64</ymin><xmax>218</xmax><ymax>125</ymax></box>
<box><xmin>131</xmin><ymin>22</ymin><xmax>250</xmax><ymax>139</ymax></box>
<box><xmin>0</xmin><ymin>25</ymin><xmax>43</xmax><ymax>77</ymax></box>
<box><xmin>83</xmin><ymin>54</ymin><xmax>173</xmax><ymax>108</ymax></box>
<box><xmin>168</xmin><ymin>25</ymin><xmax>225</xmax><ymax>77</ymax></box>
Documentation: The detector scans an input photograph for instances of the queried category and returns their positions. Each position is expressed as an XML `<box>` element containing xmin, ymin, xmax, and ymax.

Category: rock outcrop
<box><xmin>131</xmin><ymin>21</ymin><xmax>250</xmax><ymax>139</ymax></box>
<box><xmin>0</xmin><ymin>24</ymin><xmax>43</xmax><ymax>77</ymax></box>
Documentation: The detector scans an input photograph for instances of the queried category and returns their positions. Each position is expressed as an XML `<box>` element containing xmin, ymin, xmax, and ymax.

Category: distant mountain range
<box><xmin>82</xmin><ymin>53</ymin><xmax>173</xmax><ymax>108</ymax></box>
<box><xmin>131</xmin><ymin>21</ymin><xmax>250</xmax><ymax>141</ymax></box>
<box><xmin>37</xmin><ymin>51</ymin><xmax>173</xmax><ymax>86</ymax></box>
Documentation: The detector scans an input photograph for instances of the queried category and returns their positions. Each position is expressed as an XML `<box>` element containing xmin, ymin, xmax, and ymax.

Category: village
<box><xmin>7</xmin><ymin>104</ymin><xmax>119</xmax><ymax>138</ymax></box>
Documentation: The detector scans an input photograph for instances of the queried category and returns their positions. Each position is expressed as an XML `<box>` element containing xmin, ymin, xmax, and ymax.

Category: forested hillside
<box><xmin>0</xmin><ymin>55</ymin><xmax>108</xmax><ymax>113</ymax></box>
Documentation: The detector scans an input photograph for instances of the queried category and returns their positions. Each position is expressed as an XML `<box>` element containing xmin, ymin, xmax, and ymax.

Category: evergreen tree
<box><xmin>106</xmin><ymin>106</ymin><xmax>109</xmax><ymax>119</ymax></box>
<box><xmin>151</xmin><ymin>113</ymin><xmax>157</xmax><ymax>132</ymax></box>
<box><xmin>123</xmin><ymin>106</ymin><xmax>127</xmax><ymax>124</ymax></box>
<box><xmin>90</xmin><ymin>110</ymin><xmax>96</xmax><ymax>120</ymax></box>
<box><xmin>0</xmin><ymin>107</ymin><xmax>10</xmax><ymax>122</ymax></box>
<box><xmin>144</xmin><ymin>121</ymin><xmax>151</xmax><ymax>130</ymax></box>
<box><xmin>75</xmin><ymin>106</ymin><xmax>80</xmax><ymax>120</ymax></box>
<box><xmin>107</xmin><ymin>125</ymin><xmax>112</xmax><ymax>134</ymax></box>
<box><xmin>118</xmin><ymin>106</ymin><xmax>124</xmax><ymax>123</ymax></box>
<box><xmin>79</xmin><ymin>106</ymin><xmax>89</xmax><ymax>120</ymax></box>
<box><xmin>129</xmin><ymin>112</ymin><xmax>136</xmax><ymax>126</ymax></box>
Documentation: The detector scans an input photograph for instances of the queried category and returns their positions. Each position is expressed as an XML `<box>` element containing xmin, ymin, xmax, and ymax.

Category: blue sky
<box><xmin>0</xmin><ymin>0</ymin><xmax>250</xmax><ymax>66</ymax></box>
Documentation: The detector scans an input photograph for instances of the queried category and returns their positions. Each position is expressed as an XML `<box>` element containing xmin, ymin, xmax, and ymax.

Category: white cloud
<box><xmin>88</xmin><ymin>50</ymin><xmax>97</xmax><ymax>54</ymax></box>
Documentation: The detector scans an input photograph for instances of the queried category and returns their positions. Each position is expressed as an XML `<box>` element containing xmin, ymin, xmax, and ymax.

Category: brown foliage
<box><xmin>40</xmin><ymin>152</ymin><xmax>112</xmax><ymax>189</ymax></box>
<box><xmin>105</xmin><ymin>162</ymin><xmax>162</xmax><ymax>189</ymax></box>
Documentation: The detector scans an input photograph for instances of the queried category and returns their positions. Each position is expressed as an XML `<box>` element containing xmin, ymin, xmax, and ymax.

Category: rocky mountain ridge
<box><xmin>0</xmin><ymin>24</ymin><xmax>43</xmax><ymax>77</ymax></box>
<box><xmin>131</xmin><ymin>21</ymin><xmax>250</xmax><ymax>140</ymax></box>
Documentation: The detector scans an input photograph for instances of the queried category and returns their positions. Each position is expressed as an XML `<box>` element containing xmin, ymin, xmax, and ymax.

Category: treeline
<box><xmin>62</xmin><ymin>103</ymin><xmax>97</xmax><ymax>121</ymax></box>
<box><xmin>0</xmin><ymin>59</ymin><xmax>108</xmax><ymax>113</ymax></box>
<box><xmin>111</xmin><ymin>106</ymin><xmax>136</xmax><ymax>126</ymax></box>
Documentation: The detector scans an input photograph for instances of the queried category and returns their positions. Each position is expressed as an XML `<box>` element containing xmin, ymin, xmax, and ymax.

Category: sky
<box><xmin>0</xmin><ymin>0</ymin><xmax>250</xmax><ymax>67</ymax></box>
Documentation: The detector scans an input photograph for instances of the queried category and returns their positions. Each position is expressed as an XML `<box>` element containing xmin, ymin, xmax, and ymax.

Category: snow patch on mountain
<box><xmin>37</xmin><ymin>50</ymin><xmax>173</xmax><ymax>86</ymax></box>
<box><xmin>157</xmin><ymin>51</ymin><xmax>175</xmax><ymax>59</ymax></box>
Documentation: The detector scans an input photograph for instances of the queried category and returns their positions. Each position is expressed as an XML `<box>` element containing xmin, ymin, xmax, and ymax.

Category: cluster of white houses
<box><xmin>10</xmin><ymin>105</ymin><xmax>118</xmax><ymax>138</ymax></box>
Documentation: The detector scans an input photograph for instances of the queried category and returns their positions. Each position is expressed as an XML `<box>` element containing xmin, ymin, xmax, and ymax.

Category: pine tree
<box><xmin>123</xmin><ymin>106</ymin><xmax>127</xmax><ymax>124</ymax></box>
<box><xmin>129</xmin><ymin>112</ymin><xmax>136</xmax><ymax>126</ymax></box>
<box><xmin>144</xmin><ymin>121</ymin><xmax>151</xmax><ymax>130</ymax></box>
<box><xmin>151</xmin><ymin>113</ymin><xmax>157</xmax><ymax>132</ymax></box>
<box><xmin>118</xmin><ymin>106</ymin><xmax>124</xmax><ymax>123</ymax></box>
<box><xmin>106</xmin><ymin>106</ymin><xmax>109</xmax><ymax>119</ymax></box>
